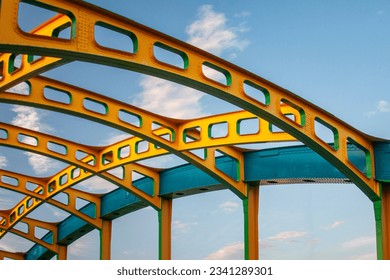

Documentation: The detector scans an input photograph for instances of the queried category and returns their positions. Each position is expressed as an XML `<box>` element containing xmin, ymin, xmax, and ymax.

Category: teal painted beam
<box><xmin>374</xmin><ymin>142</ymin><xmax>390</xmax><ymax>182</ymax></box>
<box><xmin>25</xmin><ymin>143</ymin><xmax>371</xmax><ymax>259</ymax></box>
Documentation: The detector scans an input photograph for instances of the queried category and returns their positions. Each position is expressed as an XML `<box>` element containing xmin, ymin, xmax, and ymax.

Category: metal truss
<box><xmin>0</xmin><ymin>0</ymin><xmax>388</xmax><ymax>260</ymax></box>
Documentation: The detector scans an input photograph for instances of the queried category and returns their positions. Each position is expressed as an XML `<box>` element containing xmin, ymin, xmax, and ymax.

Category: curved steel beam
<box><xmin>0</xmin><ymin>111</ymin><xmax>291</xmax><ymax>239</ymax></box>
<box><xmin>9</xmin><ymin>217</ymin><xmax>60</xmax><ymax>254</ymax></box>
<box><xmin>0</xmin><ymin>14</ymin><xmax>70</xmax><ymax>91</ymax></box>
<box><xmin>0</xmin><ymin>123</ymin><xmax>162</xmax><ymax>236</ymax></box>
<box><xmin>0</xmin><ymin>169</ymin><xmax>103</xmax><ymax>229</ymax></box>
<box><xmin>0</xmin><ymin>0</ymin><xmax>379</xmax><ymax>200</ymax></box>
<box><xmin>0</xmin><ymin>249</ymin><xmax>25</xmax><ymax>260</ymax></box>
<box><xmin>25</xmin><ymin>143</ymin><xmax>369</xmax><ymax>260</ymax></box>
<box><xmin>0</xmin><ymin>75</ymin><xmax>297</xmax><ymax>197</ymax></box>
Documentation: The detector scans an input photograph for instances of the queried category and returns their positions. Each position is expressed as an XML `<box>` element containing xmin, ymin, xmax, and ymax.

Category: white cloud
<box><xmin>100</xmin><ymin>132</ymin><xmax>131</xmax><ymax>146</ymax></box>
<box><xmin>68</xmin><ymin>238</ymin><xmax>94</xmax><ymax>258</ymax></box>
<box><xmin>0</xmin><ymin>243</ymin><xmax>16</xmax><ymax>252</ymax></box>
<box><xmin>172</xmin><ymin>220</ymin><xmax>198</xmax><ymax>234</ymax></box>
<box><xmin>52</xmin><ymin>211</ymin><xmax>69</xmax><ymax>221</ymax></box>
<box><xmin>367</xmin><ymin>100</ymin><xmax>390</xmax><ymax>117</ymax></box>
<box><xmin>12</xmin><ymin>106</ymin><xmax>44</xmax><ymax>131</ymax></box>
<box><xmin>342</xmin><ymin>236</ymin><xmax>376</xmax><ymax>250</ymax></box>
<box><xmin>133</xmin><ymin>77</ymin><xmax>204</xmax><ymax>118</ymax></box>
<box><xmin>7</xmin><ymin>82</ymin><xmax>30</xmax><ymax>95</ymax></box>
<box><xmin>75</xmin><ymin>176</ymin><xmax>118</xmax><ymax>194</ymax></box>
<box><xmin>322</xmin><ymin>220</ymin><xmax>345</xmax><ymax>230</ymax></box>
<box><xmin>268</xmin><ymin>231</ymin><xmax>307</xmax><ymax>241</ymax></box>
<box><xmin>0</xmin><ymin>197</ymin><xmax>15</xmax><ymax>209</ymax></box>
<box><xmin>204</xmin><ymin>242</ymin><xmax>244</xmax><ymax>260</ymax></box>
<box><xmin>186</xmin><ymin>5</ymin><xmax>249</xmax><ymax>55</ymax></box>
<box><xmin>219</xmin><ymin>201</ymin><xmax>240</xmax><ymax>213</ymax></box>
<box><xmin>0</xmin><ymin>233</ymin><xmax>33</xmax><ymax>252</ymax></box>
<box><xmin>0</xmin><ymin>155</ymin><xmax>7</xmax><ymax>168</ymax></box>
<box><xmin>235</xmin><ymin>11</ymin><xmax>251</xmax><ymax>18</ymax></box>
<box><xmin>25</xmin><ymin>153</ymin><xmax>58</xmax><ymax>175</ymax></box>
<box><xmin>378</xmin><ymin>100</ymin><xmax>390</xmax><ymax>112</ymax></box>
<box><xmin>133</xmin><ymin>5</ymin><xmax>250</xmax><ymax>119</ymax></box>
<box><xmin>11</xmin><ymin>105</ymin><xmax>59</xmax><ymax>175</ymax></box>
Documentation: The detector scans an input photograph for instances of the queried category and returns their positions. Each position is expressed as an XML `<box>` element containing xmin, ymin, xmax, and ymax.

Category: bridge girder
<box><xmin>0</xmin><ymin>0</ymin><xmax>386</xmax><ymax>260</ymax></box>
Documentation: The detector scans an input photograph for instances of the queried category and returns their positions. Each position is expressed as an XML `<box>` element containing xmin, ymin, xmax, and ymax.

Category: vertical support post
<box><xmin>57</xmin><ymin>245</ymin><xmax>68</xmax><ymax>260</ymax></box>
<box><xmin>382</xmin><ymin>183</ymin><xmax>390</xmax><ymax>260</ymax></box>
<box><xmin>374</xmin><ymin>199</ymin><xmax>383</xmax><ymax>260</ymax></box>
<box><xmin>100</xmin><ymin>219</ymin><xmax>112</xmax><ymax>260</ymax></box>
<box><xmin>243</xmin><ymin>184</ymin><xmax>259</xmax><ymax>260</ymax></box>
<box><xmin>158</xmin><ymin>198</ymin><xmax>172</xmax><ymax>260</ymax></box>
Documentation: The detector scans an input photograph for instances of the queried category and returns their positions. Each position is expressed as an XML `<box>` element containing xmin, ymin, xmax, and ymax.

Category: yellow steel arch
<box><xmin>8</xmin><ymin>217</ymin><xmax>60</xmax><ymax>254</ymax></box>
<box><xmin>0</xmin><ymin>75</ymin><xmax>297</xmax><ymax>199</ymax></box>
<box><xmin>0</xmin><ymin>123</ymin><xmax>161</xmax><ymax>233</ymax></box>
<box><xmin>0</xmin><ymin>0</ymin><xmax>379</xmax><ymax>201</ymax></box>
<box><xmin>0</xmin><ymin>106</ymin><xmax>293</xmax><ymax>238</ymax></box>
<box><xmin>0</xmin><ymin>13</ymin><xmax>69</xmax><ymax>91</ymax></box>
<box><xmin>0</xmin><ymin>169</ymin><xmax>103</xmax><ymax>229</ymax></box>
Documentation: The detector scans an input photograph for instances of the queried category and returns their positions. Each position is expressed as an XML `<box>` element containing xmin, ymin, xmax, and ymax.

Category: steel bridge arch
<box><xmin>0</xmin><ymin>80</ymin><xmax>297</xmax><ymax>229</ymax></box>
<box><xmin>0</xmin><ymin>0</ymin><xmax>380</xmax><ymax>201</ymax></box>
<box><xmin>0</xmin><ymin>168</ymin><xmax>104</xmax><ymax>230</ymax></box>
<box><xmin>0</xmin><ymin>114</ymin><xmax>293</xmax><ymax>259</ymax></box>
<box><xmin>0</xmin><ymin>75</ymin><xmax>297</xmax><ymax>197</ymax></box>
<box><xmin>0</xmin><ymin>0</ymin><xmax>388</xmax><ymax>260</ymax></box>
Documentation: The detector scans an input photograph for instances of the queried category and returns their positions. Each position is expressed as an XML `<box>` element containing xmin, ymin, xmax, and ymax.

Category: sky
<box><xmin>0</xmin><ymin>0</ymin><xmax>390</xmax><ymax>260</ymax></box>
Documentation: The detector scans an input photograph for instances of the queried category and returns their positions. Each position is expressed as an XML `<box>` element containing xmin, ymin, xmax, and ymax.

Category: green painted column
<box><xmin>374</xmin><ymin>183</ymin><xmax>390</xmax><ymax>260</ymax></box>
<box><xmin>382</xmin><ymin>183</ymin><xmax>390</xmax><ymax>260</ymax></box>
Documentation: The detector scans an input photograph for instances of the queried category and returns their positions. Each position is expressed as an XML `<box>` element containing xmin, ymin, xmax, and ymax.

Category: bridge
<box><xmin>0</xmin><ymin>0</ymin><xmax>389</xmax><ymax>260</ymax></box>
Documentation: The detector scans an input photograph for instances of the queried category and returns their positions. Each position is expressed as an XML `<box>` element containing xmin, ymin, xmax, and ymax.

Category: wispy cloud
<box><xmin>204</xmin><ymin>242</ymin><xmax>244</xmax><ymax>260</ymax></box>
<box><xmin>99</xmin><ymin>132</ymin><xmax>131</xmax><ymax>146</ymax></box>
<box><xmin>76</xmin><ymin>176</ymin><xmax>118</xmax><ymax>194</ymax></box>
<box><xmin>132</xmin><ymin>77</ymin><xmax>204</xmax><ymax>118</ymax></box>
<box><xmin>172</xmin><ymin>220</ymin><xmax>198</xmax><ymax>234</ymax></box>
<box><xmin>7</xmin><ymin>81</ymin><xmax>30</xmax><ymax>96</ymax></box>
<box><xmin>268</xmin><ymin>231</ymin><xmax>307</xmax><ymax>241</ymax></box>
<box><xmin>11</xmin><ymin>105</ymin><xmax>59</xmax><ymax>175</ymax></box>
<box><xmin>186</xmin><ymin>5</ymin><xmax>249</xmax><ymax>55</ymax></box>
<box><xmin>51</xmin><ymin>209</ymin><xmax>69</xmax><ymax>220</ymax></box>
<box><xmin>377</xmin><ymin>10</ymin><xmax>385</xmax><ymax>16</ymax></box>
<box><xmin>235</xmin><ymin>11</ymin><xmax>251</xmax><ymax>18</ymax></box>
<box><xmin>133</xmin><ymin>5</ymin><xmax>250</xmax><ymax>119</ymax></box>
<box><xmin>68</xmin><ymin>238</ymin><xmax>96</xmax><ymax>259</ymax></box>
<box><xmin>219</xmin><ymin>201</ymin><xmax>240</xmax><ymax>214</ymax></box>
<box><xmin>342</xmin><ymin>236</ymin><xmax>376</xmax><ymax>250</ymax></box>
<box><xmin>0</xmin><ymin>197</ymin><xmax>16</xmax><ymax>209</ymax></box>
<box><xmin>367</xmin><ymin>100</ymin><xmax>390</xmax><ymax>117</ymax></box>
<box><xmin>0</xmin><ymin>155</ymin><xmax>7</xmax><ymax>169</ymax></box>
<box><xmin>322</xmin><ymin>220</ymin><xmax>345</xmax><ymax>230</ymax></box>
<box><xmin>0</xmin><ymin>234</ymin><xmax>32</xmax><ymax>252</ymax></box>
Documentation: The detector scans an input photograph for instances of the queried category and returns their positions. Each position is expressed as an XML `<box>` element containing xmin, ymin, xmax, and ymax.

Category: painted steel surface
<box><xmin>0</xmin><ymin>0</ymin><xmax>388</xmax><ymax>260</ymax></box>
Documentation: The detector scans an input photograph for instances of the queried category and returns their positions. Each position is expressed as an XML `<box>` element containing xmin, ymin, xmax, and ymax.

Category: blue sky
<box><xmin>0</xmin><ymin>0</ymin><xmax>390</xmax><ymax>259</ymax></box>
